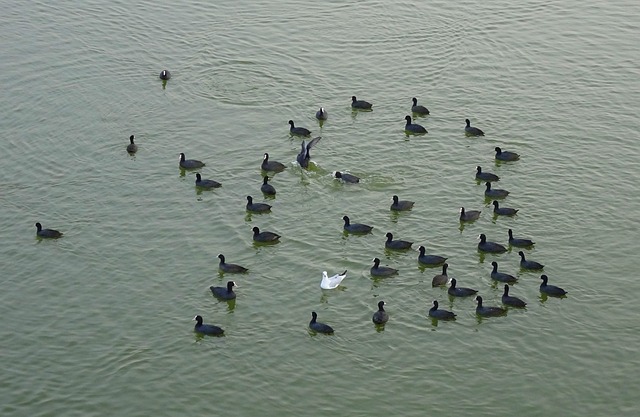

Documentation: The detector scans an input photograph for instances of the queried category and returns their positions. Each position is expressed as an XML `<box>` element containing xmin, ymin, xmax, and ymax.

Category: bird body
<box><xmin>417</xmin><ymin>245</ymin><xmax>447</xmax><ymax>266</ymax></box>
<box><xmin>429</xmin><ymin>300</ymin><xmax>456</xmax><ymax>320</ymax></box>
<box><xmin>193</xmin><ymin>315</ymin><xmax>224</xmax><ymax>336</ymax></box>
<box><xmin>411</xmin><ymin>97</ymin><xmax>430</xmax><ymax>115</ymax></box>
<box><xmin>252</xmin><ymin>226</ymin><xmax>280</xmax><ymax>243</ymax></box>
<box><xmin>465</xmin><ymin>119</ymin><xmax>484</xmax><ymax>136</ymax></box>
<box><xmin>508</xmin><ymin>229</ymin><xmax>534</xmax><ymax>247</ymax></box>
<box><xmin>35</xmin><ymin>222</ymin><xmax>63</xmax><ymax>238</ymax></box>
<box><xmin>195</xmin><ymin>173</ymin><xmax>221</xmax><ymax>189</ymax></box>
<box><xmin>475</xmin><ymin>296</ymin><xmax>507</xmax><ymax>317</ymax></box>
<box><xmin>502</xmin><ymin>284</ymin><xmax>527</xmax><ymax>308</ymax></box>
<box><xmin>490</xmin><ymin>261</ymin><xmax>517</xmax><ymax>283</ymax></box>
<box><xmin>351</xmin><ymin>96</ymin><xmax>372</xmax><ymax>110</ymax></box>
<box><xmin>432</xmin><ymin>263</ymin><xmax>450</xmax><ymax>286</ymax></box>
<box><xmin>334</xmin><ymin>171</ymin><xmax>360</xmax><ymax>183</ymax></box>
<box><xmin>261</xmin><ymin>153</ymin><xmax>286</xmax><ymax>172</ymax></box>
<box><xmin>320</xmin><ymin>270</ymin><xmax>347</xmax><ymax>289</ymax></box>
<box><xmin>159</xmin><ymin>70</ymin><xmax>171</xmax><ymax>80</ymax></box>
<box><xmin>246</xmin><ymin>196</ymin><xmax>271</xmax><ymax>213</ymax></box>
<box><xmin>475</xmin><ymin>166</ymin><xmax>499</xmax><ymax>182</ymax></box>
<box><xmin>179</xmin><ymin>153</ymin><xmax>205</xmax><ymax>169</ymax></box>
<box><xmin>296</xmin><ymin>136</ymin><xmax>321</xmax><ymax>168</ymax></box>
<box><xmin>210</xmin><ymin>281</ymin><xmax>237</xmax><ymax>300</ymax></box>
<box><xmin>492</xmin><ymin>200</ymin><xmax>518</xmax><ymax>216</ymax></box>
<box><xmin>540</xmin><ymin>275</ymin><xmax>567</xmax><ymax>296</ymax></box>
<box><xmin>342</xmin><ymin>216</ymin><xmax>373</xmax><ymax>234</ymax></box>
<box><xmin>478</xmin><ymin>234</ymin><xmax>507</xmax><ymax>253</ymax></box>
<box><xmin>261</xmin><ymin>176</ymin><xmax>276</xmax><ymax>196</ymax></box>
<box><xmin>372</xmin><ymin>301</ymin><xmax>389</xmax><ymax>324</ymax></box>
<box><xmin>385</xmin><ymin>232</ymin><xmax>413</xmax><ymax>250</ymax></box>
<box><xmin>309</xmin><ymin>311</ymin><xmax>334</xmax><ymax>334</ymax></box>
<box><xmin>485</xmin><ymin>182</ymin><xmax>510</xmax><ymax>198</ymax></box>
<box><xmin>448</xmin><ymin>278</ymin><xmax>478</xmax><ymax>297</ymax></box>
<box><xmin>495</xmin><ymin>147</ymin><xmax>520</xmax><ymax>161</ymax></box>
<box><xmin>315</xmin><ymin>107</ymin><xmax>328</xmax><ymax>120</ymax></box>
<box><xmin>391</xmin><ymin>195</ymin><xmax>414</xmax><ymax>211</ymax></box>
<box><xmin>126</xmin><ymin>135</ymin><xmax>137</xmax><ymax>153</ymax></box>
<box><xmin>460</xmin><ymin>207</ymin><xmax>481</xmax><ymax>222</ymax></box>
<box><xmin>370</xmin><ymin>257</ymin><xmax>398</xmax><ymax>277</ymax></box>
<box><xmin>519</xmin><ymin>251</ymin><xmax>544</xmax><ymax>270</ymax></box>
<box><xmin>404</xmin><ymin>115</ymin><xmax>427</xmax><ymax>134</ymax></box>
<box><xmin>288</xmin><ymin>120</ymin><xmax>311</xmax><ymax>136</ymax></box>
<box><xmin>217</xmin><ymin>254</ymin><xmax>248</xmax><ymax>273</ymax></box>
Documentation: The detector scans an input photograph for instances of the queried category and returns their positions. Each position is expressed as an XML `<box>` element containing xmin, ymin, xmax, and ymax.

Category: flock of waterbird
<box><xmin>34</xmin><ymin>70</ymin><xmax>568</xmax><ymax>337</ymax></box>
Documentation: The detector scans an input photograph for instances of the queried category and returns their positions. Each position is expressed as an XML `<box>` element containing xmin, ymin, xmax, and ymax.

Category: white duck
<box><xmin>320</xmin><ymin>270</ymin><xmax>347</xmax><ymax>289</ymax></box>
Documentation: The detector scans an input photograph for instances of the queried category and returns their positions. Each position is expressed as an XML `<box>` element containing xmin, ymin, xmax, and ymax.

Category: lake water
<box><xmin>2</xmin><ymin>0</ymin><xmax>639</xmax><ymax>415</ymax></box>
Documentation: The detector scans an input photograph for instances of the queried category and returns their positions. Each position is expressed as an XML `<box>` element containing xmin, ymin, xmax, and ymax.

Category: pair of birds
<box><xmin>309</xmin><ymin>300</ymin><xmax>390</xmax><ymax>334</ymax></box>
<box><xmin>261</xmin><ymin>136</ymin><xmax>321</xmax><ymax>171</ymax></box>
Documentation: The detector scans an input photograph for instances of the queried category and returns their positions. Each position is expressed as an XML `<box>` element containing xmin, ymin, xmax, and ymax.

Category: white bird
<box><xmin>320</xmin><ymin>270</ymin><xmax>347</xmax><ymax>289</ymax></box>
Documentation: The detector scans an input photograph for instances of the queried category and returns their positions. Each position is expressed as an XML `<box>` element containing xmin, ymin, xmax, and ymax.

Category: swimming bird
<box><xmin>448</xmin><ymin>278</ymin><xmax>478</xmax><ymax>297</ymax></box>
<box><xmin>391</xmin><ymin>195</ymin><xmax>414</xmax><ymax>211</ymax></box>
<box><xmin>342</xmin><ymin>215</ymin><xmax>373</xmax><ymax>234</ymax></box>
<box><xmin>502</xmin><ymin>284</ymin><xmax>527</xmax><ymax>308</ymax></box>
<box><xmin>35</xmin><ymin>222</ymin><xmax>63</xmax><ymax>238</ymax></box>
<box><xmin>404</xmin><ymin>115</ymin><xmax>428</xmax><ymax>134</ymax></box>
<box><xmin>351</xmin><ymin>96</ymin><xmax>372</xmax><ymax>110</ymax></box>
<box><xmin>217</xmin><ymin>254</ymin><xmax>248</xmax><ymax>274</ymax></box>
<box><xmin>417</xmin><ymin>245</ymin><xmax>447</xmax><ymax>266</ymax></box>
<box><xmin>309</xmin><ymin>311</ymin><xmax>334</xmax><ymax>334</ymax></box>
<box><xmin>252</xmin><ymin>226</ymin><xmax>280</xmax><ymax>243</ymax></box>
<box><xmin>478</xmin><ymin>233</ymin><xmax>507</xmax><ymax>253</ymax></box>
<box><xmin>159</xmin><ymin>70</ymin><xmax>171</xmax><ymax>80</ymax></box>
<box><xmin>288</xmin><ymin>120</ymin><xmax>311</xmax><ymax>137</ymax></box>
<box><xmin>508</xmin><ymin>229</ymin><xmax>534</xmax><ymax>247</ymax></box>
<box><xmin>459</xmin><ymin>207</ymin><xmax>481</xmax><ymax>222</ymax></box>
<box><xmin>385</xmin><ymin>232</ymin><xmax>413</xmax><ymax>250</ymax></box>
<box><xmin>475</xmin><ymin>166</ymin><xmax>499</xmax><ymax>182</ymax></box>
<box><xmin>261</xmin><ymin>176</ymin><xmax>276</xmax><ymax>196</ymax></box>
<box><xmin>490</xmin><ymin>261</ymin><xmax>517</xmax><ymax>283</ymax></box>
<box><xmin>333</xmin><ymin>171</ymin><xmax>360</xmax><ymax>183</ymax></box>
<box><xmin>492</xmin><ymin>200</ymin><xmax>518</xmax><ymax>216</ymax></box>
<box><xmin>370</xmin><ymin>257</ymin><xmax>398</xmax><ymax>277</ymax></box>
<box><xmin>261</xmin><ymin>153</ymin><xmax>286</xmax><ymax>172</ymax></box>
<box><xmin>518</xmin><ymin>251</ymin><xmax>544</xmax><ymax>270</ymax></box>
<box><xmin>246</xmin><ymin>196</ymin><xmax>271</xmax><ymax>213</ymax></box>
<box><xmin>126</xmin><ymin>135</ymin><xmax>137</xmax><ymax>153</ymax></box>
<box><xmin>465</xmin><ymin>119</ymin><xmax>484</xmax><ymax>136</ymax></box>
<box><xmin>475</xmin><ymin>296</ymin><xmax>507</xmax><ymax>317</ymax></box>
<box><xmin>195</xmin><ymin>173</ymin><xmax>221</xmax><ymax>189</ymax></box>
<box><xmin>193</xmin><ymin>315</ymin><xmax>224</xmax><ymax>336</ymax></box>
<box><xmin>315</xmin><ymin>107</ymin><xmax>328</xmax><ymax>120</ymax></box>
<box><xmin>372</xmin><ymin>301</ymin><xmax>389</xmax><ymax>325</ymax></box>
<box><xmin>540</xmin><ymin>274</ymin><xmax>567</xmax><ymax>297</ymax></box>
<box><xmin>485</xmin><ymin>182</ymin><xmax>510</xmax><ymax>198</ymax></box>
<box><xmin>494</xmin><ymin>147</ymin><xmax>520</xmax><ymax>161</ymax></box>
<box><xmin>179</xmin><ymin>153</ymin><xmax>205</xmax><ymax>169</ymax></box>
<box><xmin>320</xmin><ymin>270</ymin><xmax>347</xmax><ymax>289</ymax></box>
<box><xmin>296</xmin><ymin>136</ymin><xmax>321</xmax><ymax>168</ymax></box>
<box><xmin>432</xmin><ymin>263</ymin><xmax>450</xmax><ymax>287</ymax></box>
<box><xmin>429</xmin><ymin>300</ymin><xmax>456</xmax><ymax>320</ymax></box>
<box><xmin>411</xmin><ymin>97</ymin><xmax>430</xmax><ymax>115</ymax></box>
<box><xmin>210</xmin><ymin>280</ymin><xmax>237</xmax><ymax>301</ymax></box>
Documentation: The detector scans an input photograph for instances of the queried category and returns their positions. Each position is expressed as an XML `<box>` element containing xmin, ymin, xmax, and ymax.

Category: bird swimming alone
<box><xmin>492</xmin><ymin>200</ymin><xmax>518</xmax><ymax>216</ymax></box>
<box><xmin>508</xmin><ymin>229</ymin><xmax>534</xmax><ymax>247</ymax></box>
<box><xmin>261</xmin><ymin>176</ymin><xmax>276</xmax><ymax>196</ymax></box>
<box><xmin>261</xmin><ymin>153</ymin><xmax>286</xmax><ymax>172</ymax></box>
<box><xmin>448</xmin><ymin>278</ymin><xmax>478</xmax><ymax>297</ymax></box>
<box><xmin>342</xmin><ymin>215</ymin><xmax>373</xmax><ymax>234</ymax></box>
<box><xmin>193</xmin><ymin>314</ymin><xmax>224</xmax><ymax>336</ymax></box>
<box><xmin>417</xmin><ymin>245</ymin><xmax>447</xmax><ymax>266</ymax></box>
<box><xmin>316</xmin><ymin>107</ymin><xmax>328</xmax><ymax>120</ymax></box>
<box><xmin>429</xmin><ymin>300</ymin><xmax>456</xmax><ymax>320</ymax></box>
<box><xmin>478</xmin><ymin>233</ymin><xmax>507</xmax><ymax>253</ymax></box>
<box><xmin>540</xmin><ymin>274</ymin><xmax>567</xmax><ymax>297</ymax></box>
<box><xmin>432</xmin><ymin>263</ymin><xmax>450</xmax><ymax>287</ymax></box>
<box><xmin>485</xmin><ymin>182</ymin><xmax>510</xmax><ymax>198</ymax></box>
<box><xmin>370</xmin><ymin>257</ymin><xmax>398</xmax><ymax>277</ymax></box>
<box><xmin>126</xmin><ymin>135</ymin><xmax>137</xmax><ymax>153</ymax></box>
<box><xmin>333</xmin><ymin>171</ymin><xmax>360</xmax><ymax>184</ymax></box>
<box><xmin>159</xmin><ymin>70</ymin><xmax>171</xmax><ymax>80</ymax></box>
<box><xmin>320</xmin><ymin>270</ymin><xmax>347</xmax><ymax>289</ymax></box>
<box><xmin>252</xmin><ymin>226</ymin><xmax>280</xmax><ymax>243</ymax></box>
<box><xmin>209</xmin><ymin>280</ymin><xmax>237</xmax><ymax>301</ymax></box>
<box><xmin>385</xmin><ymin>232</ymin><xmax>413</xmax><ymax>250</ymax></box>
<box><xmin>246</xmin><ymin>195</ymin><xmax>272</xmax><ymax>213</ymax></box>
<box><xmin>404</xmin><ymin>115</ymin><xmax>428</xmax><ymax>134</ymax></box>
<box><xmin>475</xmin><ymin>296</ymin><xmax>507</xmax><ymax>317</ymax></box>
<box><xmin>35</xmin><ymin>222</ymin><xmax>63</xmax><ymax>238</ymax></box>
<box><xmin>502</xmin><ymin>284</ymin><xmax>527</xmax><ymax>308</ymax></box>
<box><xmin>459</xmin><ymin>207</ymin><xmax>481</xmax><ymax>222</ymax></box>
<box><xmin>495</xmin><ymin>147</ymin><xmax>520</xmax><ymax>161</ymax></box>
<box><xmin>519</xmin><ymin>251</ymin><xmax>544</xmax><ymax>270</ymax></box>
<box><xmin>391</xmin><ymin>195</ymin><xmax>414</xmax><ymax>211</ymax></box>
<box><xmin>351</xmin><ymin>96</ymin><xmax>372</xmax><ymax>110</ymax></box>
<box><xmin>490</xmin><ymin>261</ymin><xmax>517</xmax><ymax>283</ymax></box>
<box><xmin>475</xmin><ymin>166</ymin><xmax>499</xmax><ymax>182</ymax></box>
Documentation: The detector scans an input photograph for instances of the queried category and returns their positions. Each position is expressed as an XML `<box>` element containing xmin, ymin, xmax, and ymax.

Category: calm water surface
<box><xmin>2</xmin><ymin>0</ymin><xmax>639</xmax><ymax>416</ymax></box>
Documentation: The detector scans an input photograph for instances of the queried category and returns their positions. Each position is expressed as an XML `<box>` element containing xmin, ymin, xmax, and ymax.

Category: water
<box><xmin>2</xmin><ymin>0</ymin><xmax>639</xmax><ymax>415</ymax></box>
